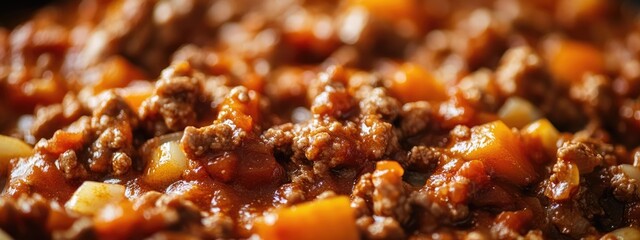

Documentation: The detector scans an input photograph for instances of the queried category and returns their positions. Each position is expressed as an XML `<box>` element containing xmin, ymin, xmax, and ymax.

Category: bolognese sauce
<box><xmin>0</xmin><ymin>0</ymin><xmax>639</xmax><ymax>239</ymax></box>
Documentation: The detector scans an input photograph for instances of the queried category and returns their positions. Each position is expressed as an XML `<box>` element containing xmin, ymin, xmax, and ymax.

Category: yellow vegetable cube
<box><xmin>498</xmin><ymin>97</ymin><xmax>541</xmax><ymax>129</ymax></box>
<box><xmin>65</xmin><ymin>181</ymin><xmax>126</xmax><ymax>215</ymax></box>
<box><xmin>144</xmin><ymin>140</ymin><xmax>188</xmax><ymax>187</ymax></box>
<box><xmin>521</xmin><ymin>119</ymin><xmax>560</xmax><ymax>158</ymax></box>
<box><xmin>0</xmin><ymin>135</ymin><xmax>33</xmax><ymax>174</ymax></box>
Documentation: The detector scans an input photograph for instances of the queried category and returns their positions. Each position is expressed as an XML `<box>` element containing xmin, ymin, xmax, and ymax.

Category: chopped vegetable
<box><xmin>521</xmin><ymin>119</ymin><xmax>560</xmax><ymax>158</ymax></box>
<box><xmin>376</xmin><ymin>160</ymin><xmax>404</xmax><ymax>176</ymax></box>
<box><xmin>144</xmin><ymin>140</ymin><xmax>188</xmax><ymax>187</ymax></box>
<box><xmin>218</xmin><ymin>87</ymin><xmax>261</xmax><ymax>131</ymax></box>
<box><xmin>45</xmin><ymin>131</ymin><xmax>84</xmax><ymax>155</ymax></box>
<box><xmin>498</xmin><ymin>97</ymin><xmax>542</xmax><ymax>129</ymax></box>
<box><xmin>349</xmin><ymin>0</ymin><xmax>417</xmax><ymax>21</ymax></box>
<box><xmin>620</xmin><ymin>164</ymin><xmax>640</xmax><ymax>182</ymax></box>
<box><xmin>548</xmin><ymin>39</ymin><xmax>605</xmax><ymax>84</ymax></box>
<box><xmin>255</xmin><ymin>196</ymin><xmax>359</xmax><ymax>240</ymax></box>
<box><xmin>0</xmin><ymin>135</ymin><xmax>33</xmax><ymax>174</ymax></box>
<box><xmin>94</xmin><ymin>201</ymin><xmax>143</xmax><ymax>240</ymax></box>
<box><xmin>92</xmin><ymin>56</ymin><xmax>146</xmax><ymax>93</ymax></box>
<box><xmin>452</xmin><ymin>121</ymin><xmax>537</xmax><ymax>186</ymax></box>
<box><xmin>65</xmin><ymin>181</ymin><xmax>126</xmax><ymax>215</ymax></box>
<box><xmin>117</xmin><ymin>82</ymin><xmax>154</xmax><ymax>111</ymax></box>
<box><xmin>602</xmin><ymin>227</ymin><xmax>640</xmax><ymax>240</ymax></box>
<box><xmin>390</xmin><ymin>63</ymin><xmax>448</xmax><ymax>103</ymax></box>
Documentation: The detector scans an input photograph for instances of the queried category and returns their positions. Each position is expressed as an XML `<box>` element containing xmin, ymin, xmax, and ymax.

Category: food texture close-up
<box><xmin>1</xmin><ymin>0</ymin><xmax>640</xmax><ymax>239</ymax></box>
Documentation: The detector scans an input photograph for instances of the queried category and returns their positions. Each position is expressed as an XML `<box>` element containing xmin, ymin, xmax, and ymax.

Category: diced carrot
<box><xmin>390</xmin><ymin>63</ymin><xmax>448</xmax><ymax>103</ymax></box>
<box><xmin>375</xmin><ymin>160</ymin><xmax>404</xmax><ymax>176</ymax></box>
<box><xmin>456</xmin><ymin>160</ymin><xmax>490</xmax><ymax>187</ymax></box>
<box><xmin>93</xmin><ymin>56</ymin><xmax>146</xmax><ymax>93</ymax></box>
<box><xmin>117</xmin><ymin>83</ymin><xmax>153</xmax><ymax>111</ymax></box>
<box><xmin>349</xmin><ymin>0</ymin><xmax>417</xmax><ymax>22</ymax></box>
<box><xmin>8</xmin><ymin>71</ymin><xmax>66</xmax><ymax>109</ymax></box>
<box><xmin>94</xmin><ymin>201</ymin><xmax>143</xmax><ymax>240</ymax></box>
<box><xmin>559</xmin><ymin>0</ymin><xmax>610</xmax><ymax>21</ymax></box>
<box><xmin>451</xmin><ymin>121</ymin><xmax>537</xmax><ymax>186</ymax></box>
<box><xmin>255</xmin><ymin>196</ymin><xmax>359</xmax><ymax>240</ymax></box>
<box><xmin>521</xmin><ymin>119</ymin><xmax>560</xmax><ymax>159</ymax></box>
<box><xmin>548</xmin><ymin>39</ymin><xmax>604</xmax><ymax>84</ymax></box>
<box><xmin>46</xmin><ymin>204</ymin><xmax>77</xmax><ymax>231</ymax></box>
<box><xmin>218</xmin><ymin>88</ymin><xmax>261</xmax><ymax>131</ymax></box>
<box><xmin>45</xmin><ymin>130</ymin><xmax>85</xmax><ymax>155</ymax></box>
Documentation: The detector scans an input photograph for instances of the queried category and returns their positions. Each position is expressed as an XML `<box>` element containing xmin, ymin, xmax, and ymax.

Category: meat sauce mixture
<box><xmin>1</xmin><ymin>0</ymin><xmax>640</xmax><ymax>239</ymax></box>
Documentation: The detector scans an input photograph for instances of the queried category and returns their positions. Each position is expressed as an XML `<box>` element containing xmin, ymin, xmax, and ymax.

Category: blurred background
<box><xmin>0</xmin><ymin>0</ymin><xmax>54</xmax><ymax>26</ymax></box>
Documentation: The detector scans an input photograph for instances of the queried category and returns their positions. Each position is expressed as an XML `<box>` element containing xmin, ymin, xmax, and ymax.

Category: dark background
<box><xmin>1</xmin><ymin>0</ymin><xmax>640</xmax><ymax>27</ymax></box>
<box><xmin>0</xmin><ymin>0</ymin><xmax>55</xmax><ymax>26</ymax></box>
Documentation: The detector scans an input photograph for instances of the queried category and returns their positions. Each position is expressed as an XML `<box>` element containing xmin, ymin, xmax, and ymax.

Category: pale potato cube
<box><xmin>603</xmin><ymin>227</ymin><xmax>640</xmax><ymax>240</ymax></box>
<box><xmin>498</xmin><ymin>97</ymin><xmax>542</xmax><ymax>129</ymax></box>
<box><xmin>144</xmin><ymin>141</ymin><xmax>188</xmax><ymax>187</ymax></box>
<box><xmin>0</xmin><ymin>135</ymin><xmax>33</xmax><ymax>175</ymax></box>
<box><xmin>65</xmin><ymin>181</ymin><xmax>126</xmax><ymax>215</ymax></box>
<box><xmin>0</xmin><ymin>135</ymin><xmax>33</xmax><ymax>160</ymax></box>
